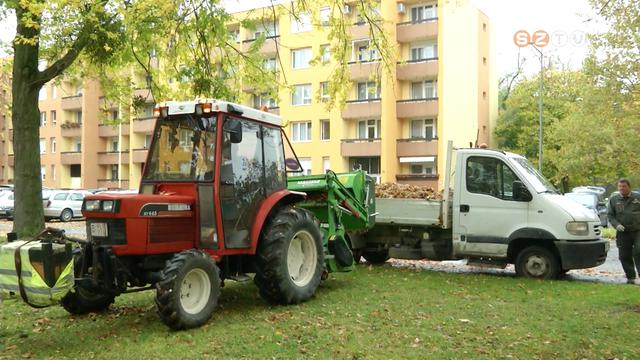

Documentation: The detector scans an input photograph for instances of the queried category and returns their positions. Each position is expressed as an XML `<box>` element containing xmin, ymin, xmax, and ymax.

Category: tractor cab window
<box><xmin>143</xmin><ymin>115</ymin><xmax>217</xmax><ymax>181</ymax></box>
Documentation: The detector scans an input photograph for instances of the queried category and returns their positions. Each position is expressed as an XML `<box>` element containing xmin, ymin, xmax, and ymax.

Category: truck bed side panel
<box><xmin>375</xmin><ymin>198</ymin><xmax>442</xmax><ymax>226</ymax></box>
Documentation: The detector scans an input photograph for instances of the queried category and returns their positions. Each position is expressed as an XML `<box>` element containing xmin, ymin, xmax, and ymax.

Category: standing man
<box><xmin>607</xmin><ymin>179</ymin><xmax>640</xmax><ymax>284</ymax></box>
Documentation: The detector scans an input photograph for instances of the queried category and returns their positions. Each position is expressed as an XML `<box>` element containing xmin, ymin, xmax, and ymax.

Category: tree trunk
<box><xmin>11</xmin><ymin>5</ymin><xmax>46</xmax><ymax>237</ymax></box>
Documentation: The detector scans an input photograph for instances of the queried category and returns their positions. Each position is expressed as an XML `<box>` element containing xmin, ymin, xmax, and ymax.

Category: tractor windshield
<box><xmin>143</xmin><ymin>114</ymin><xmax>217</xmax><ymax>181</ymax></box>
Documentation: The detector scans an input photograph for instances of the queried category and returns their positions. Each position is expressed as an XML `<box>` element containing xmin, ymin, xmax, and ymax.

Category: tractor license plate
<box><xmin>90</xmin><ymin>222</ymin><xmax>108</xmax><ymax>237</ymax></box>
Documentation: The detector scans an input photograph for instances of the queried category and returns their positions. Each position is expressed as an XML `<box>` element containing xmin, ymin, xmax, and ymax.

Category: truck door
<box><xmin>454</xmin><ymin>155</ymin><xmax>528</xmax><ymax>257</ymax></box>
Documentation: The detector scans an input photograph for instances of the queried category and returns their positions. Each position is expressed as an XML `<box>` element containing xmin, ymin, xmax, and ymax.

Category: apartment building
<box><xmin>234</xmin><ymin>0</ymin><xmax>497</xmax><ymax>189</ymax></box>
<box><xmin>0</xmin><ymin>0</ymin><xmax>495</xmax><ymax>190</ymax></box>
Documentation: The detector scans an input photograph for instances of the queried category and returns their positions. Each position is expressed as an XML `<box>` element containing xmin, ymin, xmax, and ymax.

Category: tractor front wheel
<box><xmin>61</xmin><ymin>253</ymin><xmax>115</xmax><ymax>315</ymax></box>
<box><xmin>155</xmin><ymin>249</ymin><xmax>221</xmax><ymax>330</ymax></box>
<box><xmin>254</xmin><ymin>206</ymin><xmax>324</xmax><ymax>305</ymax></box>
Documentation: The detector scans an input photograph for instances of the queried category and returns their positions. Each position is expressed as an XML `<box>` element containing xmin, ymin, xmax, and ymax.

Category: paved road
<box><xmin>0</xmin><ymin>219</ymin><xmax>630</xmax><ymax>284</ymax></box>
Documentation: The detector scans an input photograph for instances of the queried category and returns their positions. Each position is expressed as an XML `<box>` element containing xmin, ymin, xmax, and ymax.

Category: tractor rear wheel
<box><xmin>254</xmin><ymin>206</ymin><xmax>324</xmax><ymax>305</ymax></box>
<box><xmin>155</xmin><ymin>249</ymin><xmax>221</xmax><ymax>330</ymax></box>
<box><xmin>61</xmin><ymin>253</ymin><xmax>115</xmax><ymax>314</ymax></box>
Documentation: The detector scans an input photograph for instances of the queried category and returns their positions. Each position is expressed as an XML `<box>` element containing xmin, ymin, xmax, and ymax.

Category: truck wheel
<box><xmin>515</xmin><ymin>246</ymin><xmax>560</xmax><ymax>280</ymax></box>
<box><xmin>60</xmin><ymin>208</ymin><xmax>73</xmax><ymax>222</ymax></box>
<box><xmin>62</xmin><ymin>253</ymin><xmax>115</xmax><ymax>314</ymax></box>
<box><xmin>155</xmin><ymin>249</ymin><xmax>221</xmax><ymax>330</ymax></box>
<box><xmin>254</xmin><ymin>206</ymin><xmax>324</xmax><ymax>305</ymax></box>
<box><xmin>362</xmin><ymin>249</ymin><xmax>389</xmax><ymax>265</ymax></box>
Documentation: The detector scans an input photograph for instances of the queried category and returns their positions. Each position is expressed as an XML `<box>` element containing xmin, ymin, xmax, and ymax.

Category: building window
<box><xmin>353</xmin><ymin>39</ymin><xmax>379</xmax><ymax>62</ymax></box>
<box><xmin>51</xmin><ymin>164</ymin><xmax>56</xmax><ymax>181</ymax></box>
<box><xmin>112</xmin><ymin>110</ymin><xmax>119</xmax><ymax>121</ymax></box>
<box><xmin>323</xmin><ymin>157</ymin><xmax>330</xmax><ymax>173</ymax></box>
<box><xmin>40</xmin><ymin>112</ymin><xmax>46</xmax><ymax>127</ymax></box>
<box><xmin>70</xmin><ymin>164</ymin><xmax>81</xmax><ymax>177</ymax></box>
<box><xmin>253</xmin><ymin>94</ymin><xmax>277</xmax><ymax>109</ymax></box>
<box><xmin>320</xmin><ymin>82</ymin><xmax>330</xmax><ymax>102</ymax></box>
<box><xmin>292</xmin><ymin>47</ymin><xmax>312</xmax><ymax>69</ymax></box>
<box><xmin>357</xmin><ymin>81</ymin><xmax>380</xmax><ymax>100</ymax></box>
<box><xmin>358</xmin><ymin>119</ymin><xmax>381</xmax><ymax>139</ymax></box>
<box><xmin>350</xmin><ymin>157</ymin><xmax>380</xmax><ymax>175</ymax></box>
<box><xmin>144</xmin><ymin>135</ymin><xmax>152</xmax><ymax>149</ymax></box>
<box><xmin>410</xmin><ymin>42</ymin><xmax>437</xmax><ymax>60</ymax></box>
<box><xmin>411</xmin><ymin>119</ymin><xmax>435</xmax><ymax>139</ymax></box>
<box><xmin>320</xmin><ymin>7</ymin><xmax>331</xmax><ymax>26</ymax></box>
<box><xmin>291</xmin><ymin>121</ymin><xmax>312</xmax><ymax>142</ymax></box>
<box><xmin>41</xmin><ymin>166</ymin><xmax>46</xmax><ymax>180</ymax></box>
<box><xmin>411</xmin><ymin>4</ymin><xmax>437</xmax><ymax>22</ymax></box>
<box><xmin>292</xmin><ymin>84</ymin><xmax>312</xmax><ymax>105</ymax></box>
<box><xmin>75</xmin><ymin>111</ymin><xmax>82</xmax><ymax>124</ymax></box>
<box><xmin>320</xmin><ymin>120</ymin><xmax>330</xmax><ymax>141</ymax></box>
<box><xmin>264</xmin><ymin>57</ymin><xmax>277</xmax><ymax>72</ymax></box>
<box><xmin>410</xmin><ymin>163</ymin><xmax>434</xmax><ymax>175</ymax></box>
<box><xmin>291</xmin><ymin>12</ymin><xmax>311</xmax><ymax>33</ymax></box>
<box><xmin>51</xmin><ymin>110</ymin><xmax>56</xmax><ymax>126</ymax></box>
<box><xmin>111</xmin><ymin>137</ymin><xmax>119</xmax><ymax>152</ymax></box>
<box><xmin>38</xmin><ymin>87</ymin><xmax>47</xmax><ymax>101</ymax></box>
<box><xmin>320</xmin><ymin>45</ymin><xmax>331</xmax><ymax>64</ymax></box>
<box><xmin>411</xmin><ymin>80</ymin><xmax>437</xmax><ymax>99</ymax></box>
<box><xmin>294</xmin><ymin>158</ymin><xmax>312</xmax><ymax>176</ymax></box>
<box><xmin>253</xmin><ymin>22</ymin><xmax>278</xmax><ymax>39</ymax></box>
<box><xmin>50</xmin><ymin>137</ymin><xmax>56</xmax><ymax>153</ymax></box>
<box><xmin>111</xmin><ymin>165</ymin><xmax>119</xmax><ymax>180</ymax></box>
<box><xmin>39</xmin><ymin>138</ymin><xmax>46</xmax><ymax>154</ymax></box>
<box><xmin>75</xmin><ymin>84</ymin><xmax>83</xmax><ymax>96</ymax></box>
<box><xmin>74</xmin><ymin>138</ymin><xmax>82</xmax><ymax>152</ymax></box>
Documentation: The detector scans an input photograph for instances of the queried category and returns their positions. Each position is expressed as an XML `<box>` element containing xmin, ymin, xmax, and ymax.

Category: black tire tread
<box><xmin>515</xmin><ymin>246</ymin><xmax>560</xmax><ymax>280</ymax></box>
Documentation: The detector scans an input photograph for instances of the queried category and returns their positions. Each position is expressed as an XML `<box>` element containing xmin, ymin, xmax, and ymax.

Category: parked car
<box><xmin>572</xmin><ymin>186</ymin><xmax>606</xmax><ymax>196</ymax></box>
<box><xmin>0</xmin><ymin>191</ymin><xmax>14</xmax><ymax>219</ymax></box>
<box><xmin>565</xmin><ymin>192</ymin><xmax>608</xmax><ymax>227</ymax></box>
<box><xmin>43</xmin><ymin>190</ymin><xmax>93</xmax><ymax>222</ymax></box>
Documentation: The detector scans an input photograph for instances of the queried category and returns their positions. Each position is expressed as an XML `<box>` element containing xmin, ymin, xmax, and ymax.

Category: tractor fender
<box><xmin>250</xmin><ymin>189</ymin><xmax>307</xmax><ymax>251</ymax></box>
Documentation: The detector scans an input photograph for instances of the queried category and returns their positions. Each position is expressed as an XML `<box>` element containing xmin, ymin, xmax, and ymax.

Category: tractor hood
<box><xmin>83</xmin><ymin>193</ymin><xmax>195</xmax><ymax>218</ymax></box>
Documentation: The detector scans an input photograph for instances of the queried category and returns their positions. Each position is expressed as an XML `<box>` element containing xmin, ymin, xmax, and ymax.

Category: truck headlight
<box><xmin>566</xmin><ymin>221</ymin><xmax>589</xmax><ymax>236</ymax></box>
<box><xmin>85</xmin><ymin>200</ymin><xmax>101</xmax><ymax>211</ymax></box>
<box><xmin>102</xmin><ymin>200</ymin><xmax>114</xmax><ymax>212</ymax></box>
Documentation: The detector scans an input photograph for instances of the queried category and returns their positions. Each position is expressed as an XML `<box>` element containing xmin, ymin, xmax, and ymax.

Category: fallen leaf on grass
<box><xmin>458</xmin><ymin>319</ymin><xmax>471</xmax><ymax>323</ymax></box>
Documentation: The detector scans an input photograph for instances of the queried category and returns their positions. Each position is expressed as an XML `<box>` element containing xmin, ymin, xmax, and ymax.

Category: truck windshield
<box><xmin>143</xmin><ymin>114</ymin><xmax>217</xmax><ymax>181</ymax></box>
<box><xmin>509</xmin><ymin>157</ymin><xmax>558</xmax><ymax>193</ymax></box>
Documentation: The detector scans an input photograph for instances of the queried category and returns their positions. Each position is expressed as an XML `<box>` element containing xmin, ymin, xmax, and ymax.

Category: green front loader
<box><xmin>287</xmin><ymin>170</ymin><xmax>376</xmax><ymax>272</ymax></box>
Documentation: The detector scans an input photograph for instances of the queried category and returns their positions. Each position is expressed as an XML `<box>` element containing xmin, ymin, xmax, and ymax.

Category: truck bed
<box><xmin>375</xmin><ymin>198</ymin><xmax>443</xmax><ymax>227</ymax></box>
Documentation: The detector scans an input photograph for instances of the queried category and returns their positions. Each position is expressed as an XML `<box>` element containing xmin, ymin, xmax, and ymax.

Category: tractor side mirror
<box><xmin>513</xmin><ymin>180</ymin><xmax>532</xmax><ymax>202</ymax></box>
<box><xmin>285</xmin><ymin>158</ymin><xmax>301</xmax><ymax>171</ymax></box>
<box><xmin>224</xmin><ymin>118</ymin><xmax>243</xmax><ymax>143</ymax></box>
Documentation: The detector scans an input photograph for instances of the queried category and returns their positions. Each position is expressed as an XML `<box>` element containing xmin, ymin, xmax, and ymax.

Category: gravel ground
<box><xmin>0</xmin><ymin>219</ymin><xmax>628</xmax><ymax>284</ymax></box>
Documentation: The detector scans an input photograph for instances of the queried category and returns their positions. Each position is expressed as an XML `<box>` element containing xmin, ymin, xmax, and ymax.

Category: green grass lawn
<box><xmin>1</xmin><ymin>265</ymin><xmax>640</xmax><ymax>359</ymax></box>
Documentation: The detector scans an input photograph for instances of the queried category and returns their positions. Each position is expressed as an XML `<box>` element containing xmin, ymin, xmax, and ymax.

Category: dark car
<box><xmin>565</xmin><ymin>192</ymin><xmax>608</xmax><ymax>227</ymax></box>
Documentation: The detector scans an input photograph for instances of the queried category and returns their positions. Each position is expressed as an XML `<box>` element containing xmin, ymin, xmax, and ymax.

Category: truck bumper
<box><xmin>556</xmin><ymin>239</ymin><xmax>609</xmax><ymax>270</ymax></box>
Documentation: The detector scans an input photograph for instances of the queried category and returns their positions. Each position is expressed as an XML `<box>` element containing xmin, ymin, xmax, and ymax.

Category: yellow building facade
<box><xmin>0</xmin><ymin>0</ymin><xmax>496</xmax><ymax>191</ymax></box>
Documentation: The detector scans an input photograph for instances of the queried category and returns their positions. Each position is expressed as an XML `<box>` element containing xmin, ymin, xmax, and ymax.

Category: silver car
<box><xmin>44</xmin><ymin>190</ymin><xmax>92</xmax><ymax>222</ymax></box>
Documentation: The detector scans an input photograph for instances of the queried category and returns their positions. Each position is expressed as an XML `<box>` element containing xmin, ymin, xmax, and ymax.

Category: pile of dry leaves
<box><xmin>375</xmin><ymin>183</ymin><xmax>440</xmax><ymax>200</ymax></box>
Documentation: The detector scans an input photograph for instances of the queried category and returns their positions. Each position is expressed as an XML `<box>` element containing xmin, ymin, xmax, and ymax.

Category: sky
<box><xmin>0</xmin><ymin>0</ymin><xmax>605</xmax><ymax>78</ymax></box>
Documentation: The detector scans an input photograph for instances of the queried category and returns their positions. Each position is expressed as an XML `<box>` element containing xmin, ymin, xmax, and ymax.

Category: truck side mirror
<box><xmin>513</xmin><ymin>180</ymin><xmax>532</xmax><ymax>202</ymax></box>
<box><xmin>224</xmin><ymin>118</ymin><xmax>243</xmax><ymax>143</ymax></box>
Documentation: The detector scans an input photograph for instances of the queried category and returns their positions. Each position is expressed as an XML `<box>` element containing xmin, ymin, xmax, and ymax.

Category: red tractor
<box><xmin>63</xmin><ymin>100</ymin><xmax>334</xmax><ymax>329</ymax></box>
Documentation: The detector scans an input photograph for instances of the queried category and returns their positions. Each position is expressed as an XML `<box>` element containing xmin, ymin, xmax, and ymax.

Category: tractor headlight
<box><xmin>85</xmin><ymin>200</ymin><xmax>101</xmax><ymax>211</ymax></box>
<box><xmin>102</xmin><ymin>200</ymin><xmax>114</xmax><ymax>212</ymax></box>
<box><xmin>566</xmin><ymin>221</ymin><xmax>589</xmax><ymax>236</ymax></box>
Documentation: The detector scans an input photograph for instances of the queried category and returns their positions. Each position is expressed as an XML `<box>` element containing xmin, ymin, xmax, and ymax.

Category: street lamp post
<box><xmin>530</xmin><ymin>43</ymin><xmax>544</xmax><ymax>173</ymax></box>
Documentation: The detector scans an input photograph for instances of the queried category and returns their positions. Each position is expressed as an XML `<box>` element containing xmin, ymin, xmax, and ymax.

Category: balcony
<box><xmin>397</xmin><ymin>58</ymin><xmax>438</xmax><ymax>81</ymax></box>
<box><xmin>397</xmin><ymin>18</ymin><xmax>438</xmax><ymax>43</ymax></box>
<box><xmin>97</xmin><ymin>151</ymin><xmax>130</xmax><ymax>165</ymax></box>
<box><xmin>98</xmin><ymin>123</ymin><xmax>130</xmax><ymax>137</ymax></box>
<box><xmin>396</xmin><ymin>174</ymin><xmax>439</xmax><ymax>187</ymax></box>
<box><xmin>341</xmin><ymin>99</ymin><xmax>381</xmax><ymax>119</ymax></box>
<box><xmin>7</xmin><ymin>154</ymin><xmax>13</xmax><ymax>166</ymax></box>
<box><xmin>132</xmin><ymin>149</ymin><xmax>149</xmax><ymax>163</ymax></box>
<box><xmin>132</xmin><ymin>116</ymin><xmax>156</xmax><ymax>134</ymax></box>
<box><xmin>350</xmin><ymin>23</ymin><xmax>369</xmax><ymax>39</ymax></box>
<box><xmin>341</xmin><ymin>138</ymin><xmax>381</xmax><ymax>157</ymax></box>
<box><xmin>348</xmin><ymin>60</ymin><xmax>381</xmax><ymax>80</ymax></box>
<box><xmin>396</xmin><ymin>138</ymin><xmax>439</xmax><ymax>157</ymax></box>
<box><xmin>242</xmin><ymin>36</ymin><xmax>280</xmax><ymax>54</ymax></box>
<box><xmin>133</xmin><ymin>88</ymin><xmax>154</xmax><ymax>103</ymax></box>
<box><xmin>98</xmin><ymin>179</ymin><xmax>130</xmax><ymax>189</ymax></box>
<box><xmin>60</xmin><ymin>123</ymin><xmax>82</xmax><ymax>137</ymax></box>
<box><xmin>397</xmin><ymin>98</ymin><xmax>438</xmax><ymax>118</ymax></box>
<box><xmin>61</xmin><ymin>95</ymin><xmax>83</xmax><ymax>110</ymax></box>
<box><xmin>61</xmin><ymin>151</ymin><xmax>81</xmax><ymax>165</ymax></box>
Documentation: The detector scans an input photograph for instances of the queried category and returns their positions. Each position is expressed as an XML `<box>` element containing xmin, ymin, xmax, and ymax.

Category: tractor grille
<box><xmin>86</xmin><ymin>219</ymin><xmax>127</xmax><ymax>245</ymax></box>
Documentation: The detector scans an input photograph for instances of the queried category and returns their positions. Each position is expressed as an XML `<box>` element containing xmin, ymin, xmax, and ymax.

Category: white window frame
<box><xmin>50</xmin><ymin>137</ymin><xmax>56</xmax><ymax>153</ymax></box>
<box><xmin>51</xmin><ymin>164</ymin><xmax>56</xmax><ymax>181</ymax></box>
<box><xmin>38</xmin><ymin>87</ymin><xmax>47</xmax><ymax>101</ymax></box>
<box><xmin>320</xmin><ymin>82</ymin><xmax>330</xmax><ymax>102</ymax></box>
<box><xmin>410</xmin><ymin>163</ymin><xmax>435</xmax><ymax>175</ymax></box>
<box><xmin>357</xmin><ymin>81</ymin><xmax>380</xmax><ymax>100</ymax></box>
<box><xmin>292</xmin><ymin>47</ymin><xmax>312</xmax><ymax>69</ymax></box>
<box><xmin>411</xmin><ymin>80</ymin><xmax>437</xmax><ymax>99</ymax></box>
<box><xmin>320</xmin><ymin>45</ymin><xmax>331</xmax><ymax>64</ymax></box>
<box><xmin>291</xmin><ymin>12</ymin><xmax>312</xmax><ymax>33</ymax></box>
<box><xmin>410</xmin><ymin>119</ymin><xmax>436</xmax><ymax>139</ymax></box>
<box><xmin>291</xmin><ymin>121</ymin><xmax>312</xmax><ymax>142</ymax></box>
<box><xmin>358</xmin><ymin>119</ymin><xmax>381</xmax><ymax>139</ymax></box>
<box><xmin>39</xmin><ymin>138</ymin><xmax>46</xmax><ymax>154</ymax></box>
<box><xmin>320</xmin><ymin>120</ymin><xmax>330</xmax><ymax>141</ymax></box>
<box><xmin>297</xmin><ymin>158</ymin><xmax>312</xmax><ymax>176</ymax></box>
<box><xmin>51</xmin><ymin>110</ymin><xmax>56</xmax><ymax>126</ymax></box>
<box><xmin>410</xmin><ymin>42</ymin><xmax>437</xmax><ymax>61</ymax></box>
<box><xmin>353</xmin><ymin>39</ymin><xmax>379</xmax><ymax>62</ymax></box>
<box><xmin>40</xmin><ymin>112</ymin><xmax>46</xmax><ymax>127</ymax></box>
<box><xmin>292</xmin><ymin>84</ymin><xmax>312</xmax><ymax>106</ymax></box>
<box><xmin>411</xmin><ymin>4</ymin><xmax>437</xmax><ymax>22</ymax></box>
<box><xmin>41</xmin><ymin>166</ymin><xmax>46</xmax><ymax>181</ymax></box>
<box><xmin>320</xmin><ymin>7</ymin><xmax>331</xmax><ymax>26</ymax></box>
